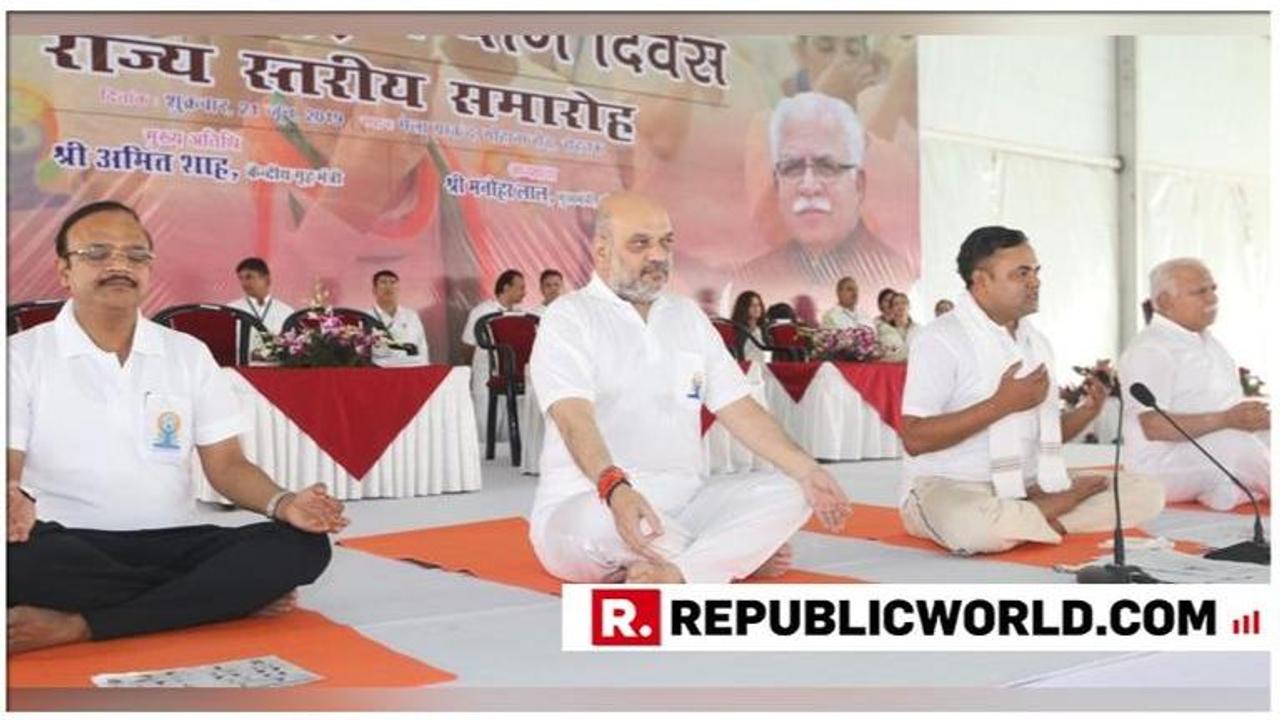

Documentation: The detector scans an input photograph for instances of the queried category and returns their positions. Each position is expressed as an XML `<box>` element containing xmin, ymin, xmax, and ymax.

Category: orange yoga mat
<box><xmin>802</xmin><ymin>503</ymin><xmax>1206</xmax><ymax>568</ymax></box>
<box><xmin>1169</xmin><ymin>499</ymin><xmax>1270</xmax><ymax>517</ymax></box>
<box><xmin>339</xmin><ymin>516</ymin><xmax>865</xmax><ymax>595</ymax></box>
<box><xmin>8</xmin><ymin>609</ymin><xmax>454</xmax><ymax>689</ymax></box>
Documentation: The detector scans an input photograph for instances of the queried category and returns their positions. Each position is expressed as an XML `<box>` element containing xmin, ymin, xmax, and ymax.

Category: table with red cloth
<box><xmin>195</xmin><ymin>366</ymin><xmax>482</xmax><ymax>502</ymax></box>
<box><xmin>763</xmin><ymin>361</ymin><xmax>905</xmax><ymax>461</ymax></box>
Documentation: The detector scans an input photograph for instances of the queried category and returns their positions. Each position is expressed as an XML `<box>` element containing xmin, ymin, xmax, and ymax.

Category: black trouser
<box><xmin>7</xmin><ymin>520</ymin><xmax>331</xmax><ymax>641</ymax></box>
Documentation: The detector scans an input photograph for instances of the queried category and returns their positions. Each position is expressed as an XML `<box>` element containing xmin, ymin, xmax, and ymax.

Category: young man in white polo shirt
<box><xmin>6</xmin><ymin>201</ymin><xmax>348</xmax><ymax>654</ymax></box>
<box><xmin>370</xmin><ymin>269</ymin><xmax>428</xmax><ymax>361</ymax></box>
<box><xmin>528</xmin><ymin>192</ymin><xmax>851</xmax><ymax>584</ymax></box>
<box><xmin>527</xmin><ymin>268</ymin><xmax>565</xmax><ymax>317</ymax></box>
<box><xmin>897</xmin><ymin>226</ymin><xmax>1164</xmax><ymax>554</ymax></box>
<box><xmin>1119</xmin><ymin>258</ymin><xmax>1270</xmax><ymax>510</ymax></box>
<box><xmin>226</xmin><ymin>257</ymin><xmax>295</xmax><ymax>355</ymax></box>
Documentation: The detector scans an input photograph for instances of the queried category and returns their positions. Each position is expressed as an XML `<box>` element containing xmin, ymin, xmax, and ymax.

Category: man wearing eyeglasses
<box><xmin>735</xmin><ymin>92</ymin><xmax>914</xmax><ymax>319</ymax></box>
<box><xmin>6</xmin><ymin>201</ymin><xmax>346</xmax><ymax>654</ymax></box>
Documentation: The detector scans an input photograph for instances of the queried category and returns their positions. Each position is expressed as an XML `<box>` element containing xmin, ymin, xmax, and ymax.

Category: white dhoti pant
<box><xmin>530</xmin><ymin>471</ymin><xmax>811</xmax><ymax>583</ymax></box>
<box><xmin>900</xmin><ymin>471</ymin><xmax>1166</xmax><ymax>555</ymax></box>
<box><xmin>1135</xmin><ymin>430</ymin><xmax>1270</xmax><ymax>511</ymax></box>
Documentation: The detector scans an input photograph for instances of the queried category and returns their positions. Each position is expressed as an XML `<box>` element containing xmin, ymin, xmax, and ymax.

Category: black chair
<box><xmin>282</xmin><ymin>306</ymin><xmax>386</xmax><ymax>334</ymax></box>
<box><xmin>152</xmin><ymin>303</ymin><xmax>268</xmax><ymax>367</ymax></box>
<box><xmin>711</xmin><ymin>317</ymin><xmax>789</xmax><ymax>363</ymax></box>
<box><xmin>475</xmin><ymin>311</ymin><xmax>540</xmax><ymax>466</ymax></box>
<box><xmin>7</xmin><ymin>299</ymin><xmax>65</xmax><ymax>336</ymax></box>
<box><xmin>761</xmin><ymin>320</ymin><xmax>811</xmax><ymax>362</ymax></box>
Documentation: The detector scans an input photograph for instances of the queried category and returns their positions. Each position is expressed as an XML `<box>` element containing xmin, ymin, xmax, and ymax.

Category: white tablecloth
<box><xmin>195</xmin><ymin>367</ymin><xmax>483</xmax><ymax>502</ymax></box>
<box><xmin>519</xmin><ymin>363</ymin><xmax>771</xmax><ymax>476</ymax></box>
<box><xmin>763</xmin><ymin>362</ymin><xmax>902</xmax><ymax>461</ymax></box>
<box><xmin>701</xmin><ymin>361</ymin><xmax>772</xmax><ymax>474</ymax></box>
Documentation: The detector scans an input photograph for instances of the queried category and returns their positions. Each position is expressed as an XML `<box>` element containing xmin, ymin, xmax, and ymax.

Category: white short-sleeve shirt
<box><xmin>528</xmin><ymin>274</ymin><xmax>751</xmax><ymax>525</ymax></box>
<box><xmin>1118</xmin><ymin>313</ymin><xmax>1244</xmax><ymax>472</ymax></box>
<box><xmin>899</xmin><ymin>305</ymin><xmax>1046</xmax><ymax>502</ymax></box>
<box><xmin>372</xmin><ymin>304</ymin><xmax>429</xmax><ymax>362</ymax></box>
<box><xmin>8</xmin><ymin>301</ymin><xmax>248</xmax><ymax>531</ymax></box>
<box><xmin>820</xmin><ymin>305</ymin><xmax>874</xmax><ymax>330</ymax></box>
<box><xmin>226</xmin><ymin>295</ymin><xmax>294</xmax><ymax>334</ymax></box>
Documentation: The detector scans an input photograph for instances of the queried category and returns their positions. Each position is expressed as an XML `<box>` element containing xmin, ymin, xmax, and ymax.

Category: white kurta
<box><xmin>527</xmin><ymin>273</ymin><xmax>810</xmax><ymax>583</ymax></box>
<box><xmin>226</xmin><ymin>295</ymin><xmax>296</xmax><ymax>359</ymax></box>
<box><xmin>371</xmin><ymin>304</ymin><xmax>429</xmax><ymax>362</ymax></box>
<box><xmin>820</xmin><ymin>305</ymin><xmax>874</xmax><ymax>330</ymax></box>
<box><xmin>1118</xmin><ymin>313</ymin><xmax>1270</xmax><ymax>510</ymax></box>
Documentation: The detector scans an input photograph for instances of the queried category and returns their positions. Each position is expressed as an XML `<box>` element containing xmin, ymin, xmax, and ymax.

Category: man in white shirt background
<box><xmin>820</xmin><ymin>276</ymin><xmax>874</xmax><ymax>330</ymax></box>
<box><xmin>227</xmin><ymin>257</ymin><xmax>294</xmax><ymax>334</ymax></box>
<box><xmin>370</xmin><ymin>269</ymin><xmax>428</xmax><ymax>362</ymax></box>
<box><xmin>1119</xmin><ymin>258</ymin><xmax>1270</xmax><ymax>510</ymax></box>
<box><xmin>7</xmin><ymin>201</ymin><xmax>347</xmax><ymax>654</ymax></box>
<box><xmin>461</xmin><ymin>269</ymin><xmax>526</xmax><ymax>439</ymax></box>
<box><xmin>226</xmin><ymin>257</ymin><xmax>294</xmax><ymax>360</ymax></box>
<box><xmin>528</xmin><ymin>191</ymin><xmax>850</xmax><ymax>584</ymax></box>
<box><xmin>528</xmin><ymin>268</ymin><xmax>565</xmax><ymax>317</ymax></box>
<box><xmin>897</xmin><ymin>226</ymin><xmax>1164</xmax><ymax>554</ymax></box>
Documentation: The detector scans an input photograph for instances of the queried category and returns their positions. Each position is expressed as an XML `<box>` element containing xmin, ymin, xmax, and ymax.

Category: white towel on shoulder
<box><xmin>952</xmin><ymin>292</ymin><xmax>1070</xmax><ymax>498</ymax></box>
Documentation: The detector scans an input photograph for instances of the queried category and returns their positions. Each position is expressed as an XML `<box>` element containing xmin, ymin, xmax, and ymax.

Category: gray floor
<box><xmin>190</xmin><ymin>444</ymin><xmax>1270</xmax><ymax>702</ymax></box>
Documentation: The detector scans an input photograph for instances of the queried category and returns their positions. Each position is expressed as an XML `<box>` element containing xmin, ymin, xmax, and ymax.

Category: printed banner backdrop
<box><xmin>8</xmin><ymin>33</ymin><xmax>919</xmax><ymax>361</ymax></box>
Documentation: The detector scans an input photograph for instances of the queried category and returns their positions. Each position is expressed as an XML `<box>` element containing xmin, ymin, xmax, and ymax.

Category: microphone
<box><xmin>1129</xmin><ymin>382</ymin><xmax>1269</xmax><ymax>565</ymax></box>
<box><xmin>1077</xmin><ymin>379</ymin><xmax>1160</xmax><ymax>583</ymax></box>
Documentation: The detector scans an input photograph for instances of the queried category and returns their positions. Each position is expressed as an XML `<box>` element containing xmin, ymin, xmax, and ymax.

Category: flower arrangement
<box><xmin>1059</xmin><ymin>359</ymin><xmax>1119</xmax><ymax>408</ymax></box>
<box><xmin>799</xmin><ymin>325</ymin><xmax>881</xmax><ymax>362</ymax></box>
<box><xmin>256</xmin><ymin>308</ymin><xmax>390</xmax><ymax>368</ymax></box>
<box><xmin>1240</xmin><ymin>367</ymin><xmax>1266</xmax><ymax>397</ymax></box>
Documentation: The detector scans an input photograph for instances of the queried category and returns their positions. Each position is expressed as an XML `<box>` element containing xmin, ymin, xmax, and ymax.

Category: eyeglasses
<box><xmin>64</xmin><ymin>244</ymin><xmax>156</xmax><ymax>267</ymax></box>
<box><xmin>774</xmin><ymin>156</ymin><xmax>857</xmax><ymax>182</ymax></box>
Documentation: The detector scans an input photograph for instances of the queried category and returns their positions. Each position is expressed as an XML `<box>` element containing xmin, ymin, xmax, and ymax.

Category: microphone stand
<box><xmin>1077</xmin><ymin>382</ymin><xmax>1160</xmax><ymax>583</ymax></box>
<box><xmin>1138</xmin><ymin>397</ymin><xmax>1269</xmax><ymax>566</ymax></box>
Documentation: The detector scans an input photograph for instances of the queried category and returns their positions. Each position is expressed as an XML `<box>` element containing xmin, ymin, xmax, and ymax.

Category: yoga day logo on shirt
<box><xmin>151</xmin><ymin>411</ymin><xmax>183</xmax><ymax>451</ymax></box>
<box><xmin>686</xmin><ymin>372</ymin><xmax>705</xmax><ymax>400</ymax></box>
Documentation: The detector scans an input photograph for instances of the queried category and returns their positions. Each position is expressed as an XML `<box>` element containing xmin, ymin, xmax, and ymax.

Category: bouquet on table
<box><xmin>255</xmin><ymin>308</ymin><xmax>391</xmax><ymax>368</ymax></box>
<box><xmin>800</xmin><ymin>324</ymin><xmax>881</xmax><ymax>362</ymax></box>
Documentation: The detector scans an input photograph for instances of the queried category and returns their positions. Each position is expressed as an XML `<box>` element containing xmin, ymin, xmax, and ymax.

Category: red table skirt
<box><xmin>236</xmin><ymin>366</ymin><xmax>453</xmax><ymax>479</ymax></box>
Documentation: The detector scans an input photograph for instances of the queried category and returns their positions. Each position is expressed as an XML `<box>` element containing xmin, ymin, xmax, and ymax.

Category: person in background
<box><xmin>369</xmin><ymin>269</ymin><xmax>427</xmax><ymax>361</ymax></box>
<box><xmin>461</xmin><ymin>269</ymin><xmax>526</xmax><ymax>439</ymax></box>
<box><xmin>933</xmin><ymin>298</ymin><xmax>954</xmax><ymax>317</ymax></box>
<box><xmin>529</xmin><ymin>269</ymin><xmax>565</xmax><ymax>317</ymax></box>
<box><xmin>876</xmin><ymin>291</ymin><xmax>916</xmax><ymax>363</ymax></box>
<box><xmin>731</xmin><ymin>290</ymin><xmax>768</xmax><ymax>363</ymax></box>
<box><xmin>226</xmin><ymin>257</ymin><xmax>295</xmax><ymax>359</ymax></box>
<box><xmin>820</xmin><ymin>276</ymin><xmax>874</xmax><ymax>330</ymax></box>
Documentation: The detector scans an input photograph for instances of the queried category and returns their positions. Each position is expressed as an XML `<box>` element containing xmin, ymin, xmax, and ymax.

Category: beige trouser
<box><xmin>899</xmin><ymin>471</ymin><xmax>1166</xmax><ymax>555</ymax></box>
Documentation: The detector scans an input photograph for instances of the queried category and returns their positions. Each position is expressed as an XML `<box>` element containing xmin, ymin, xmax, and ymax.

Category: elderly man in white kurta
<box><xmin>898</xmin><ymin>226</ymin><xmax>1164</xmax><ymax>554</ymax></box>
<box><xmin>529</xmin><ymin>192</ymin><xmax>851</xmax><ymax>584</ymax></box>
<box><xmin>820</xmin><ymin>276</ymin><xmax>874</xmax><ymax>330</ymax></box>
<box><xmin>1119</xmin><ymin>258</ymin><xmax>1270</xmax><ymax>511</ymax></box>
